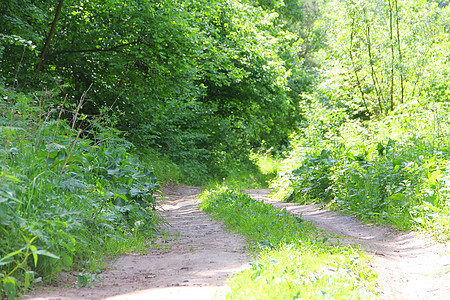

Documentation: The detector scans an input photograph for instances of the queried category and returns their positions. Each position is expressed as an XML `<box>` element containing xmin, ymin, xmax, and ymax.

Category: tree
<box><xmin>1</xmin><ymin>0</ymin><xmax>311</xmax><ymax>177</ymax></box>
<box><xmin>318</xmin><ymin>0</ymin><xmax>450</xmax><ymax>115</ymax></box>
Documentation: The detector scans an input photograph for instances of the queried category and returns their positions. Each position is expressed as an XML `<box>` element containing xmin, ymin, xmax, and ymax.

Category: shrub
<box><xmin>0</xmin><ymin>88</ymin><xmax>161</xmax><ymax>298</ymax></box>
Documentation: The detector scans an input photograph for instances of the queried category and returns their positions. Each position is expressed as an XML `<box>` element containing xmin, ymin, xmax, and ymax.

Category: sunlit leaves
<box><xmin>320</xmin><ymin>0</ymin><xmax>450</xmax><ymax>114</ymax></box>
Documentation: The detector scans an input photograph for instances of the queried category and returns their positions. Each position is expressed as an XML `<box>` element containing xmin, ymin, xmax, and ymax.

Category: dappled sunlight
<box><xmin>5</xmin><ymin>0</ymin><xmax>450</xmax><ymax>297</ymax></box>
<box><xmin>29</xmin><ymin>259</ymin><xmax>247</xmax><ymax>300</ymax></box>
<box><xmin>105</xmin><ymin>286</ymin><xmax>229</xmax><ymax>300</ymax></box>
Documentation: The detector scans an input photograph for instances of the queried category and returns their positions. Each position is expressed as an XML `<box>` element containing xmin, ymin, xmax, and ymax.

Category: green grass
<box><xmin>205</xmin><ymin>150</ymin><xmax>282</xmax><ymax>189</ymax></box>
<box><xmin>249</xmin><ymin>148</ymin><xmax>282</xmax><ymax>177</ymax></box>
<box><xmin>200</xmin><ymin>186</ymin><xmax>378</xmax><ymax>299</ymax></box>
<box><xmin>136</xmin><ymin>149</ymin><xmax>185</xmax><ymax>185</ymax></box>
<box><xmin>137</xmin><ymin>148</ymin><xmax>280</xmax><ymax>188</ymax></box>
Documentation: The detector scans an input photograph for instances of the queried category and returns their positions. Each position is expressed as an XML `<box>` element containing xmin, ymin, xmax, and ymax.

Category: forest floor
<box><xmin>27</xmin><ymin>186</ymin><xmax>450</xmax><ymax>299</ymax></box>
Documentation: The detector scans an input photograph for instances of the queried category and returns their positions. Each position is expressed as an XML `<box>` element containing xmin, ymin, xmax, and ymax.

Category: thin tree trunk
<box><xmin>394</xmin><ymin>0</ymin><xmax>405</xmax><ymax>104</ymax></box>
<box><xmin>388</xmin><ymin>0</ymin><xmax>395</xmax><ymax>112</ymax></box>
<box><xmin>349</xmin><ymin>17</ymin><xmax>369</xmax><ymax>112</ymax></box>
<box><xmin>366</xmin><ymin>24</ymin><xmax>385</xmax><ymax>114</ymax></box>
<box><xmin>36</xmin><ymin>0</ymin><xmax>65</xmax><ymax>72</ymax></box>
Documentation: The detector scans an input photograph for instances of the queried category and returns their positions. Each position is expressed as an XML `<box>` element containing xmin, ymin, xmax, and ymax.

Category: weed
<box><xmin>76</xmin><ymin>272</ymin><xmax>103</xmax><ymax>288</ymax></box>
<box><xmin>273</xmin><ymin>102</ymin><xmax>450</xmax><ymax>240</ymax></box>
<box><xmin>0</xmin><ymin>89</ymin><xmax>161</xmax><ymax>297</ymax></box>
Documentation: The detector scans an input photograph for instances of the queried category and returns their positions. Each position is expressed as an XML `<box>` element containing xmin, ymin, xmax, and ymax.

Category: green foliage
<box><xmin>201</xmin><ymin>186</ymin><xmax>317</xmax><ymax>251</ymax></box>
<box><xmin>228</xmin><ymin>245</ymin><xmax>376</xmax><ymax>300</ymax></box>
<box><xmin>270</xmin><ymin>0</ymin><xmax>450</xmax><ymax>240</ymax></box>
<box><xmin>0</xmin><ymin>236</ymin><xmax>58</xmax><ymax>300</ymax></box>
<box><xmin>0</xmin><ymin>0</ymin><xmax>315</xmax><ymax>181</ymax></box>
<box><xmin>204</xmin><ymin>149</ymin><xmax>281</xmax><ymax>189</ymax></box>
<box><xmin>0</xmin><ymin>88</ymin><xmax>161</xmax><ymax>297</ymax></box>
<box><xmin>286</xmin><ymin>150</ymin><xmax>336</xmax><ymax>203</ymax></box>
<box><xmin>135</xmin><ymin>149</ymin><xmax>185</xmax><ymax>185</ymax></box>
<box><xmin>200</xmin><ymin>186</ymin><xmax>377</xmax><ymax>298</ymax></box>
<box><xmin>138</xmin><ymin>144</ymin><xmax>282</xmax><ymax>187</ymax></box>
<box><xmin>274</xmin><ymin>99</ymin><xmax>450</xmax><ymax>239</ymax></box>
<box><xmin>76</xmin><ymin>272</ymin><xmax>102</xmax><ymax>288</ymax></box>
<box><xmin>318</xmin><ymin>0</ymin><xmax>450</xmax><ymax>115</ymax></box>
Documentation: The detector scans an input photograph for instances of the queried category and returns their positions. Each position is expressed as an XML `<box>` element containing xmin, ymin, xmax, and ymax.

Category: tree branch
<box><xmin>45</xmin><ymin>39</ymin><xmax>142</xmax><ymax>60</ymax></box>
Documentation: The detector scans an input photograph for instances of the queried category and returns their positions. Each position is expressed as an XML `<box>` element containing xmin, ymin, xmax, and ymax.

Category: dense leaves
<box><xmin>1</xmin><ymin>0</ymin><xmax>314</xmax><ymax>181</ymax></box>
<box><xmin>0</xmin><ymin>0</ymin><xmax>316</xmax><ymax>296</ymax></box>
<box><xmin>6</xmin><ymin>0</ymin><xmax>450</xmax><ymax>296</ymax></box>
<box><xmin>272</xmin><ymin>0</ymin><xmax>450</xmax><ymax>240</ymax></box>
<box><xmin>318</xmin><ymin>0</ymin><xmax>450</xmax><ymax>115</ymax></box>
<box><xmin>0</xmin><ymin>90</ymin><xmax>161</xmax><ymax>298</ymax></box>
<box><xmin>274</xmin><ymin>87</ymin><xmax>450</xmax><ymax>239</ymax></box>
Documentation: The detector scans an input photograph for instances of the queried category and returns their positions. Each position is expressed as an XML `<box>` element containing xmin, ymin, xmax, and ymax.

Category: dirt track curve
<box><xmin>28</xmin><ymin>186</ymin><xmax>250</xmax><ymax>300</ymax></box>
<box><xmin>245</xmin><ymin>189</ymin><xmax>450</xmax><ymax>300</ymax></box>
<box><xmin>28</xmin><ymin>186</ymin><xmax>450</xmax><ymax>299</ymax></box>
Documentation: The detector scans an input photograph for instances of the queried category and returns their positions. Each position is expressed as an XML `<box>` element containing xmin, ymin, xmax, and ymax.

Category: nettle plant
<box><xmin>0</xmin><ymin>89</ymin><xmax>160</xmax><ymax>298</ymax></box>
<box><xmin>287</xmin><ymin>150</ymin><xmax>336</xmax><ymax>203</ymax></box>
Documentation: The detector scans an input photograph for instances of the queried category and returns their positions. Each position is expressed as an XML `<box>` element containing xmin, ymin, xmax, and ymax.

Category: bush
<box><xmin>273</xmin><ymin>101</ymin><xmax>450</xmax><ymax>239</ymax></box>
<box><xmin>0</xmin><ymin>87</ymin><xmax>161</xmax><ymax>298</ymax></box>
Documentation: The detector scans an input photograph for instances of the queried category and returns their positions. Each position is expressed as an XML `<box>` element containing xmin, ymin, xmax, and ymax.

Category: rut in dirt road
<box><xmin>27</xmin><ymin>186</ymin><xmax>250</xmax><ymax>300</ymax></box>
<box><xmin>26</xmin><ymin>186</ymin><xmax>450</xmax><ymax>299</ymax></box>
<box><xmin>244</xmin><ymin>189</ymin><xmax>450</xmax><ymax>300</ymax></box>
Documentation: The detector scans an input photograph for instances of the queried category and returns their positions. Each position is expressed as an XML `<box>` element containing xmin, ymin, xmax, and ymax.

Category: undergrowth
<box><xmin>200</xmin><ymin>187</ymin><xmax>377</xmax><ymax>299</ymax></box>
<box><xmin>0</xmin><ymin>88</ymin><xmax>161</xmax><ymax>298</ymax></box>
<box><xmin>273</xmin><ymin>101</ymin><xmax>450</xmax><ymax>240</ymax></box>
<box><xmin>140</xmin><ymin>146</ymin><xmax>281</xmax><ymax>189</ymax></box>
<box><xmin>204</xmin><ymin>149</ymin><xmax>281</xmax><ymax>189</ymax></box>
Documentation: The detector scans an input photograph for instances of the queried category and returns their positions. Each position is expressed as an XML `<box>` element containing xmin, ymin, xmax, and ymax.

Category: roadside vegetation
<box><xmin>272</xmin><ymin>0</ymin><xmax>450</xmax><ymax>241</ymax></box>
<box><xmin>2</xmin><ymin>0</ymin><xmax>450</xmax><ymax>298</ymax></box>
<box><xmin>205</xmin><ymin>149</ymin><xmax>282</xmax><ymax>189</ymax></box>
<box><xmin>0</xmin><ymin>91</ymin><xmax>162</xmax><ymax>299</ymax></box>
<box><xmin>200</xmin><ymin>187</ymin><xmax>377</xmax><ymax>299</ymax></box>
<box><xmin>273</xmin><ymin>102</ymin><xmax>450</xmax><ymax>239</ymax></box>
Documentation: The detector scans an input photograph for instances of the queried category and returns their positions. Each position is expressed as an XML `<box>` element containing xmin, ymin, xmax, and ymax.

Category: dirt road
<box><xmin>28</xmin><ymin>186</ymin><xmax>250</xmax><ymax>300</ymax></box>
<box><xmin>245</xmin><ymin>189</ymin><xmax>450</xmax><ymax>300</ymax></box>
<box><xmin>28</xmin><ymin>186</ymin><xmax>450</xmax><ymax>299</ymax></box>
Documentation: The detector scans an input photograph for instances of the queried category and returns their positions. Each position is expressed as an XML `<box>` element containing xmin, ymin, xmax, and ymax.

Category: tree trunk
<box><xmin>36</xmin><ymin>0</ymin><xmax>65</xmax><ymax>72</ymax></box>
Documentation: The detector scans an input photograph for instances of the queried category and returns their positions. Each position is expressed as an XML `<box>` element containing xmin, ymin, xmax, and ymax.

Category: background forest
<box><xmin>1</xmin><ymin>0</ymin><xmax>450</xmax><ymax>298</ymax></box>
<box><xmin>1</xmin><ymin>0</ymin><xmax>314</xmax><ymax>183</ymax></box>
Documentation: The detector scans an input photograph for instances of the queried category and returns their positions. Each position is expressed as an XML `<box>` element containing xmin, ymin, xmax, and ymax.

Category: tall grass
<box><xmin>0</xmin><ymin>88</ymin><xmax>161</xmax><ymax>298</ymax></box>
<box><xmin>200</xmin><ymin>187</ymin><xmax>377</xmax><ymax>299</ymax></box>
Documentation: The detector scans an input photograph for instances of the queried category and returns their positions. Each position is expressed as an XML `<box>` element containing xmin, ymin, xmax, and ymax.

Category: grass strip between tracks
<box><xmin>200</xmin><ymin>186</ymin><xmax>378</xmax><ymax>299</ymax></box>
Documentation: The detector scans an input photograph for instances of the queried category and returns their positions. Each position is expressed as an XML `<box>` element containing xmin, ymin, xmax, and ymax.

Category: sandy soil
<box><xmin>26</xmin><ymin>186</ymin><xmax>450</xmax><ymax>300</ymax></box>
<box><xmin>26</xmin><ymin>186</ymin><xmax>250</xmax><ymax>300</ymax></box>
<box><xmin>244</xmin><ymin>189</ymin><xmax>450</xmax><ymax>300</ymax></box>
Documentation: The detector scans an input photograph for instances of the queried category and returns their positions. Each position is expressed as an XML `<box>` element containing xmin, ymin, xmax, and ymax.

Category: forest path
<box><xmin>244</xmin><ymin>189</ymin><xmax>450</xmax><ymax>300</ymax></box>
<box><xmin>27</xmin><ymin>185</ymin><xmax>250</xmax><ymax>300</ymax></box>
<box><xmin>28</xmin><ymin>186</ymin><xmax>450</xmax><ymax>299</ymax></box>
